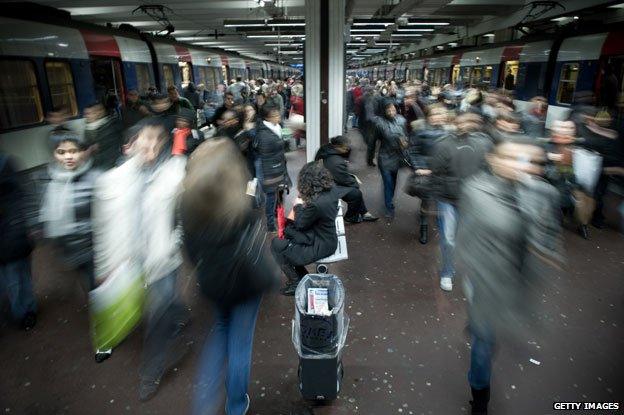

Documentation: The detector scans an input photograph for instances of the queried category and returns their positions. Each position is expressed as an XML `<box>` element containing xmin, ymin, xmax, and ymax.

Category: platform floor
<box><xmin>1</xmin><ymin>129</ymin><xmax>623</xmax><ymax>415</ymax></box>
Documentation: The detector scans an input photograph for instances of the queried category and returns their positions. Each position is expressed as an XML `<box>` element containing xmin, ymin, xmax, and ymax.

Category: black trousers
<box><xmin>271</xmin><ymin>238</ymin><xmax>309</xmax><ymax>283</ymax></box>
<box><xmin>341</xmin><ymin>187</ymin><xmax>368</xmax><ymax>219</ymax></box>
<box><xmin>362</xmin><ymin>122</ymin><xmax>377</xmax><ymax>163</ymax></box>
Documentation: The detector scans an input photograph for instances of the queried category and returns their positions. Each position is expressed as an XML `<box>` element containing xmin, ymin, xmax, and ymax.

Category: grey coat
<box><xmin>373</xmin><ymin>114</ymin><xmax>408</xmax><ymax>171</ymax></box>
<box><xmin>456</xmin><ymin>171</ymin><xmax>562</xmax><ymax>339</ymax></box>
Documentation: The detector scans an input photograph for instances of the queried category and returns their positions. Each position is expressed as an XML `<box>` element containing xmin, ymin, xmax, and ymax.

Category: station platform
<box><xmin>0</xmin><ymin>128</ymin><xmax>622</xmax><ymax>415</ymax></box>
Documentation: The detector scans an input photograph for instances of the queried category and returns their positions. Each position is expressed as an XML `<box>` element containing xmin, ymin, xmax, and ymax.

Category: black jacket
<box><xmin>280</xmin><ymin>188</ymin><xmax>340</xmax><ymax>266</ymax></box>
<box><xmin>429</xmin><ymin>132</ymin><xmax>491</xmax><ymax>204</ymax></box>
<box><xmin>84</xmin><ymin>116</ymin><xmax>123</xmax><ymax>170</ymax></box>
<box><xmin>0</xmin><ymin>155</ymin><xmax>33</xmax><ymax>264</ymax></box>
<box><xmin>253</xmin><ymin>122</ymin><xmax>289</xmax><ymax>190</ymax></box>
<box><xmin>373</xmin><ymin>114</ymin><xmax>409</xmax><ymax>171</ymax></box>
<box><xmin>184</xmin><ymin>211</ymin><xmax>280</xmax><ymax>308</ymax></box>
<box><xmin>315</xmin><ymin>144</ymin><xmax>358</xmax><ymax>188</ymax></box>
<box><xmin>407</xmin><ymin>126</ymin><xmax>450</xmax><ymax>170</ymax></box>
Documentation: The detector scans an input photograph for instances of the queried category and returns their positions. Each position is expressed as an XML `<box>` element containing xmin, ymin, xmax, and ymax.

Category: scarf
<box><xmin>40</xmin><ymin>159</ymin><xmax>93</xmax><ymax>238</ymax></box>
<box><xmin>263</xmin><ymin>120</ymin><xmax>282</xmax><ymax>139</ymax></box>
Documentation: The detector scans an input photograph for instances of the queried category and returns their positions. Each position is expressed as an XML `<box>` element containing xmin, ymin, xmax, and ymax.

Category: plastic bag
<box><xmin>89</xmin><ymin>260</ymin><xmax>145</xmax><ymax>352</ymax></box>
<box><xmin>573</xmin><ymin>148</ymin><xmax>603</xmax><ymax>194</ymax></box>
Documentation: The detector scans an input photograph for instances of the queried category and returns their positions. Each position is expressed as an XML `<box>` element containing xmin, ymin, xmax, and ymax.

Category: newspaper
<box><xmin>307</xmin><ymin>288</ymin><xmax>330</xmax><ymax>316</ymax></box>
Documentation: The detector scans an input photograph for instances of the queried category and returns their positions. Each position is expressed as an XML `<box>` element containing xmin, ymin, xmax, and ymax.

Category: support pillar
<box><xmin>305</xmin><ymin>0</ymin><xmax>346</xmax><ymax>162</ymax></box>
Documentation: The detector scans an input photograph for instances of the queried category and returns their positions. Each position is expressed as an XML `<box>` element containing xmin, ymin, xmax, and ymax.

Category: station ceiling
<box><xmin>5</xmin><ymin>0</ymin><xmax>622</xmax><ymax>65</ymax></box>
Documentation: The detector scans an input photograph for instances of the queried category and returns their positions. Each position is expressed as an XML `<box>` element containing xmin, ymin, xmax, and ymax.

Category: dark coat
<box><xmin>315</xmin><ymin>144</ymin><xmax>358</xmax><ymax>188</ymax></box>
<box><xmin>184</xmin><ymin>211</ymin><xmax>280</xmax><ymax>308</ymax></box>
<box><xmin>429</xmin><ymin>132</ymin><xmax>491</xmax><ymax>204</ymax></box>
<box><xmin>277</xmin><ymin>188</ymin><xmax>340</xmax><ymax>266</ymax></box>
<box><xmin>253</xmin><ymin>122</ymin><xmax>289</xmax><ymax>191</ymax></box>
<box><xmin>0</xmin><ymin>155</ymin><xmax>33</xmax><ymax>264</ymax></box>
<box><xmin>84</xmin><ymin>116</ymin><xmax>123</xmax><ymax>170</ymax></box>
<box><xmin>373</xmin><ymin>114</ymin><xmax>409</xmax><ymax>171</ymax></box>
<box><xmin>407</xmin><ymin>125</ymin><xmax>450</xmax><ymax>170</ymax></box>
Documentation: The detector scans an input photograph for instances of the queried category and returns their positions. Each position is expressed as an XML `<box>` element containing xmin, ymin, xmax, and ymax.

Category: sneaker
<box><xmin>440</xmin><ymin>277</ymin><xmax>453</xmax><ymax>292</ymax></box>
<box><xmin>362</xmin><ymin>212</ymin><xmax>379</xmax><ymax>222</ymax></box>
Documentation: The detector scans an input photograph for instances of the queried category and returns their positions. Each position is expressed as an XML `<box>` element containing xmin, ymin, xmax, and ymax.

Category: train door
<box><xmin>222</xmin><ymin>65</ymin><xmax>230</xmax><ymax>84</ymax></box>
<box><xmin>162</xmin><ymin>64</ymin><xmax>175</xmax><ymax>89</ymax></box>
<box><xmin>91</xmin><ymin>57</ymin><xmax>125</xmax><ymax>110</ymax></box>
<box><xmin>501</xmin><ymin>60</ymin><xmax>519</xmax><ymax>90</ymax></box>
<box><xmin>179</xmin><ymin>61</ymin><xmax>193</xmax><ymax>88</ymax></box>
<box><xmin>451</xmin><ymin>65</ymin><xmax>460</xmax><ymax>86</ymax></box>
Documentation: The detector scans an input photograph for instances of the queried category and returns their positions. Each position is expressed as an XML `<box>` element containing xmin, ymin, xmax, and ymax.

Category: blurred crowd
<box><xmin>345</xmin><ymin>75</ymin><xmax>623</xmax><ymax>414</ymax></box>
<box><xmin>0</xmin><ymin>70</ymin><xmax>623</xmax><ymax>415</ymax></box>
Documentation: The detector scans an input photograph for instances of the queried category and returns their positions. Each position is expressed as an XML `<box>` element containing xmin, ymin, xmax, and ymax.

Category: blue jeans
<box><xmin>0</xmin><ymin>257</ymin><xmax>37</xmax><ymax>321</ymax></box>
<box><xmin>192</xmin><ymin>295</ymin><xmax>262</xmax><ymax>415</ymax></box>
<box><xmin>141</xmin><ymin>270</ymin><xmax>188</xmax><ymax>380</ymax></box>
<box><xmin>379</xmin><ymin>167</ymin><xmax>398</xmax><ymax>214</ymax></box>
<box><xmin>437</xmin><ymin>201</ymin><xmax>458</xmax><ymax>279</ymax></box>
<box><xmin>468</xmin><ymin>326</ymin><xmax>495</xmax><ymax>390</ymax></box>
<box><xmin>264</xmin><ymin>191</ymin><xmax>277</xmax><ymax>231</ymax></box>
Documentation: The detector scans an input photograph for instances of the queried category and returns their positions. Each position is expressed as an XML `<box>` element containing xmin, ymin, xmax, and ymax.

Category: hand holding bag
<box><xmin>404</xmin><ymin>172</ymin><xmax>432</xmax><ymax>199</ymax></box>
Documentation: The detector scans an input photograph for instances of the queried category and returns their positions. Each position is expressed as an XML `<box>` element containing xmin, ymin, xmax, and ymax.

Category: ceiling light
<box><xmin>448</xmin><ymin>42</ymin><xmax>458</xmax><ymax>47</ymax></box>
<box><xmin>395</xmin><ymin>28</ymin><xmax>434</xmax><ymax>32</ymax></box>
<box><xmin>352</xmin><ymin>34</ymin><xmax>380</xmax><ymax>37</ymax></box>
<box><xmin>223</xmin><ymin>22</ymin><xmax>266</xmax><ymax>28</ymax></box>
<box><xmin>391</xmin><ymin>33</ymin><xmax>423</xmax><ymax>37</ymax></box>
<box><xmin>483</xmin><ymin>33</ymin><xmax>495</xmax><ymax>37</ymax></box>
<box><xmin>573</xmin><ymin>15</ymin><xmax>579</xmax><ymax>19</ymax></box>
<box><xmin>406</xmin><ymin>20</ymin><xmax>449</xmax><ymax>26</ymax></box>
<box><xmin>280</xmin><ymin>51</ymin><xmax>302</xmax><ymax>54</ymax></box>
<box><xmin>351</xmin><ymin>28</ymin><xmax>386</xmax><ymax>32</ymax></box>
<box><xmin>608</xmin><ymin>2</ymin><xmax>624</xmax><ymax>8</ymax></box>
<box><xmin>550</xmin><ymin>16</ymin><xmax>569</xmax><ymax>22</ymax></box>
<box><xmin>247</xmin><ymin>34</ymin><xmax>305</xmax><ymax>38</ymax></box>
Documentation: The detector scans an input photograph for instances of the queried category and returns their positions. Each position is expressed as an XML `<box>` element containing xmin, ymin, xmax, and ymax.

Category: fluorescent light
<box><xmin>58</xmin><ymin>42</ymin><xmax>69</xmax><ymax>47</ymax></box>
<box><xmin>352</xmin><ymin>19</ymin><xmax>394</xmax><ymax>26</ymax></box>
<box><xmin>550</xmin><ymin>16</ymin><xmax>569</xmax><ymax>22</ymax></box>
<box><xmin>395</xmin><ymin>28</ymin><xmax>434</xmax><ymax>32</ymax></box>
<box><xmin>407</xmin><ymin>21</ymin><xmax>449</xmax><ymax>26</ymax></box>
<box><xmin>280</xmin><ymin>51</ymin><xmax>302</xmax><ymax>54</ymax></box>
<box><xmin>224</xmin><ymin>23</ymin><xmax>266</xmax><ymax>27</ymax></box>
<box><xmin>448</xmin><ymin>42</ymin><xmax>458</xmax><ymax>47</ymax></box>
<box><xmin>608</xmin><ymin>2</ymin><xmax>624</xmax><ymax>8</ymax></box>
<box><xmin>391</xmin><ymin>33</ymin><xmax>422</xmax><ymax>37</ymax></box>
<box><xmin>271</xmin><ymin>22</ymin><xmax>306</xmax><ymax>26</ymax></box>
<box><xmin>247</xmin><ymin>34</ymin><xmax>305</xmax><ymax>38</ymax></box>
<box><xmin>352</xmin><ymin>34</ymin><xmax>380</xmax><ymax>37</ymax></box>
<box><xmin>483</xmin><ymin>33</ymin><xmax>495</xmax><ymax>37</ymax></box>
<box><xmin>351</xmin><ymin>28</ymin><xmax>386</xmax><ymax>32</ymax></box>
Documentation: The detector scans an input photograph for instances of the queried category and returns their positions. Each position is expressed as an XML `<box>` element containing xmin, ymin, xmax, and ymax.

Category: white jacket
<box><xmin>92</xmin><ymin>155</ymin><xmax>187</xmax><ymax>286</ymax></box>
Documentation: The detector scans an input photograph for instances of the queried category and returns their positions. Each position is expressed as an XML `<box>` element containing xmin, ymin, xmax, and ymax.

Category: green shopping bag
<box><xmin>89</xmin><ymin>261</ymin><xmax>145</xmax><ymax>351</ymax></box>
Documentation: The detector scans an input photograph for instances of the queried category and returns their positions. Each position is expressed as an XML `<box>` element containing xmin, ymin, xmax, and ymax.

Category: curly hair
<box><xmin>297</xmin><ymin>161</ymin><xmax>334</xmax><ymax>204</ymax></box>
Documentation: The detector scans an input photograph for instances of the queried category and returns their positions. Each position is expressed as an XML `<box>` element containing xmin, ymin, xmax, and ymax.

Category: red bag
<box><xmin>276</xmin><ymin>188</ymin><xmax>287</xmax><ymax>239</ymax></box>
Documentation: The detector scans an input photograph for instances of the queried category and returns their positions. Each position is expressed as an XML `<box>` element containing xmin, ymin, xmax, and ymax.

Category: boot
<box><xmin>419</xmin><ymin>223</ymin><xmax>428</xmax><ymax>245</ymax></box>
<box><xmin>470</xmin><ymin>387</ymin><xmax>490</xmax><ymax>415</ymax></box>
<box><xmin>280</xmin><ymin>264</ymin><xmax>300</xmax><ymax>296</ymax></box>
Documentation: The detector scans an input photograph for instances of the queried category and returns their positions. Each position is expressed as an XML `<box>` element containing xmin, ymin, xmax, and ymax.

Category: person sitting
<box><xmin>315</xmin><ymin>136</ymin><xmax>378</xmax><ymax>223</ymax></box>
<box><xmin>271</xmin><ymin>161</ymin><xmax>340</xmax><ymax>296</ymax></box>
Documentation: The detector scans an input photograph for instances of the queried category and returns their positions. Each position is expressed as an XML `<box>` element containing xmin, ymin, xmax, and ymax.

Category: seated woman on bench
<box><xmin>271</xmin><ymin>161</ymin><xmax>340</xmax><ymax>296</ymax></box>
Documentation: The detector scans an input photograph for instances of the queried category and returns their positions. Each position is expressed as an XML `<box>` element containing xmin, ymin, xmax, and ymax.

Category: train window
<box><xmin>483</xmin><ymin>66</ymin><xmax>493</xmax><ymax>84</ymax></box>
<box><xmin>0</xmin><ymin>60</ymin><xmax>43</xmax><ymax>130</ymax></box>
<box><xmin>162</xmin><ymin>64</ymin><xmax>174</xmax><ymax>88</ymax></box>
<box><xmin>557</xmin><ymin>63</ymin><xmax>580</xmax><ymax>104</ymax></box>
<box><xmin>135</xmin><ymin>63</ymin><xmax>151</xmax><ymax>95</ymax></box>
<box><xmin>45</xmin><ymin>61</ymin><xmax>78</xmax><ymax>117</ymax></box>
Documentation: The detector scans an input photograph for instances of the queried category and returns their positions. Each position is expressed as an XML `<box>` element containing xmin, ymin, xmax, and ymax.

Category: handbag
<box><xmin>404</xmin><ymin>172</ymin><xmax>432</xmax><ymax>199</ymax></box>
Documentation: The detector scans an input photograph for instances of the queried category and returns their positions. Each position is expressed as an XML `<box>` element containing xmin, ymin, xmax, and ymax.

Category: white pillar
<box><xmin>305</xmin><ymin>0</ymin><xmax>346</xmax><ymax>162</ymax></box>
<box><xmin>327</xmin><ymin>0</ymin><xmax>346</xmax><ymax>140</ymax></box>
